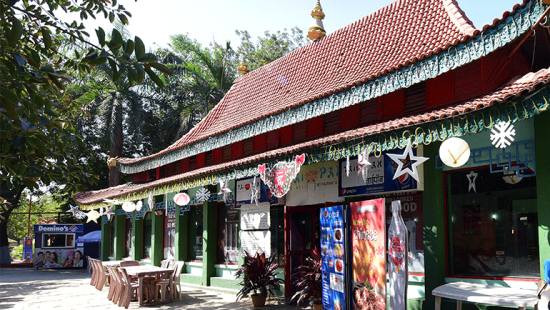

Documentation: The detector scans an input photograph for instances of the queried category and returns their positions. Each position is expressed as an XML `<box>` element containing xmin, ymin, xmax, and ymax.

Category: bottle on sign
<box><xmin>388</xmin><ymin>200</ymin><xmax>408</xmax><ymax>310</ymax></box>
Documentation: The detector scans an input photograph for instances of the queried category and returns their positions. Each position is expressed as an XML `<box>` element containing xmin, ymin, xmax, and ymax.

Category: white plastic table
<box><xmin>432</xmin><ymin>282</ymin><xmax>539</xmax><ymax>310</ymax></box>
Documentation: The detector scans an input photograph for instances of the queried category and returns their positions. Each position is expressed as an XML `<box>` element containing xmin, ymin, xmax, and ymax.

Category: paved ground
<box><xmin>0</xmin><ymin>268</ymin><xmax>299</xmax><ymax>310</ymax></box>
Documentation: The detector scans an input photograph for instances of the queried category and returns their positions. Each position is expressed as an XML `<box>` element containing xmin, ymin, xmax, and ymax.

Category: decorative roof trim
<box><xmin>117</xmin><ymin>1</ymin><xmax>546</xmax><ymax>175</ymax></box>
<box><xmin>78</xmin><ymin>81</ymin><xmax>550</xmax><ymax>210</ymax></box>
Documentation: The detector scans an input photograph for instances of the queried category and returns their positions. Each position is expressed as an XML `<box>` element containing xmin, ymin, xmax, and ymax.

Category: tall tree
<box><xmin>0</xmin><ymin>0</ymin><xmax>171</xmax><ymax>263</ymax></box>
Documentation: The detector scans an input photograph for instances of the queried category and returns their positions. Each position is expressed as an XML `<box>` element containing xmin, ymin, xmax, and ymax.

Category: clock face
<box><xmin>439</xmin><ymin>137</ymin><xmax>470</xmax><ymax>168</ymax></box>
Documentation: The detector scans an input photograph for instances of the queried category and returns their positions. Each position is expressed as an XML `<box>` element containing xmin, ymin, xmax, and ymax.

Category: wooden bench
<box><xmin>432</xmin><ymin>282</ymin><xmax>539</xmax><ymax>310</ymax></box>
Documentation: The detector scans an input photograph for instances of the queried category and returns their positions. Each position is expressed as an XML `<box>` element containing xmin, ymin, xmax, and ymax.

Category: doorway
<box><xmin>284</xmin><ymin>205</ymin><xmax>319</xmax><ymax>300</ymax></box>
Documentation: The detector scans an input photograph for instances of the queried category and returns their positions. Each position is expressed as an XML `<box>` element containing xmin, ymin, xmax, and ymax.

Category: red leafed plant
<box><xmin>291</xmin><ymin>247</ymin><xmax>323</xmax><ymax>307</ymax></box>
<box><xmin>235</xmin><ymin>250</ymin><xmax>284</xmax><ymax>300</ymax></box>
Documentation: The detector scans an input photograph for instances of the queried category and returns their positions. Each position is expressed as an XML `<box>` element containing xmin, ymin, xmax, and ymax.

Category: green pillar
<box><xmin>114</xmin><ymin>208</ymin><xmax>126</xmax><ymax>260</ymax></box>
<box><xmin>175</xmin><ymin>202</ymin><xmax>189</xmax><ymax>262</ymax></box>
<box><xmin>151</xmin><ymin>201</ymin><xmax>164</xmax><ymax>266</ymax></box>
<box><xmin>535</xmin><ymin>111</ymin><xmax>550</xmax><ymax>277</ymax></box>
<box><xmin>422</xmin><ymin>143</ymin><xmax>446</xmax><ymax>310</ymax></box>
<box><xmin>202</xmin><ymin>185</ymin><xmax>217</xmax><ymax>286</ymax></box>
<box><xmin>132</xmin><ymin>209</ymin><xmax>143</xmax><ymax>261</ymax></box>
<box><xmin>100</xmin><ymin>214</ymin><xmax>110</xmax><ymax>260</ymax></box>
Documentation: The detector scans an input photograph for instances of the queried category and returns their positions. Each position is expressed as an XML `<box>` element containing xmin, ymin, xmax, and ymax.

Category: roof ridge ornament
<box><xmin>237</xmin><ymin>57</ymin><xmax>250</xmax><ymax>75</ymax></box>
<box><xmin>308</xmin><ymin>0</ymin><xmax>326</xmax><ymax>41</ymax></box>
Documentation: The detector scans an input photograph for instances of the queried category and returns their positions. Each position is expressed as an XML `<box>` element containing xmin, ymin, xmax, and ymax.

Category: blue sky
<box><xmin>68</xmin><ymin>0</ymin><xmax>523</xmax><ymax>49</ymax></box>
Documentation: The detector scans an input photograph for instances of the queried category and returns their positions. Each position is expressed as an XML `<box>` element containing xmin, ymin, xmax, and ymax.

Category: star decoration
<box><xmin>218</xmin><ymin>179</ymin><xmax>232</xmax><ymax>203</ymax></box>
<box><xmin>104</xmin><ymin>206</ymin><xmax>115</xmax><ymax>220</ymax></box>
<box><xmin>67</xmin><ymin>204</ymin><xmax>80</xmax><ymax>217</ymax></box>
<box><xmin>387</xmin><ymin>142</ymin><xmax>429</xmax><ymax>183</ymax></box>
<box><xmin>357</xmin><ymin>148</ymin><xmax>372</xmax><ymax>183</ymax></box>
<box><xmin>86</xmin><ymin>209</ymin><xmax>100</xmax><ymax>223</ymax></box>
<box><xmin>466</xmin><ymin>171</ymin><xmax>478</xmax><ymax>193</ymax></box>
<box><xmin>98</xmin><ymin>206</ymin><xmax>105</xmax><ymax>217</ymax></box>
<box><xmin>250</xmin><ymin>176</ymin><xmax>260</xmax><ymax>205</ymax></box>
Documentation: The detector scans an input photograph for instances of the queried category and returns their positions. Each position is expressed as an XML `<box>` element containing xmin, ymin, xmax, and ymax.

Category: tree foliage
<box><xmin>0</xmin><ymin>0</ymin><xmax>171</xmax><ymax>261</ymax></box>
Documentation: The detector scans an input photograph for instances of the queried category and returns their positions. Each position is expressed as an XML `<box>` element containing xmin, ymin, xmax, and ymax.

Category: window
<box><xmin>446</xmin><ymin>167</ymin><xmax>539</xmax><ymax>278</ymax></box>
<box><xmin>143</xmin><ymin>213</ymin><xmax>152</xmax><ymax>259</ymax></box>
<box><xmin>270</xmin><ymin>206</ymin><xmax>285</xmax><ymax>267</ymax></box>
<box><xmin>125</xmin><ymin>217</ymin><xmax>132</xmax><ymax>258</ymax></box>
<box><xmin>217</xmin><ymin>204</ymin><xmax>239</xmax><ymax>264</ymax></box>
<box><xmin>42</xmin><ymin>233</ymin><xmax>75</xmax><ymax>248</ymax></box>
<box><xmin>187</xmin><ymin>205</ymin><xmax>203</xmax><ymax>261</ymax></box>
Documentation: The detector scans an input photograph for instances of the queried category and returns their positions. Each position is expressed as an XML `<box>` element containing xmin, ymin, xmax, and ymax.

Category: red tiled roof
<box><xmin>75</xmin><ymin>66</ymin><xmax>550</xmax><ymax>205</ymax></box>
<box><xmin>118</xmin><ymin>0</ymin><xmax>479</xmax><ymax>166</ymax></box>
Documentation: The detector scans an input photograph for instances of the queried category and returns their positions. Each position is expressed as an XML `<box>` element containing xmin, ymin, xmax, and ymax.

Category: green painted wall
<box><xmin>422</xmin><ymin>142</ymin><xmax>446</xmax><ymax>310</ymax></box>
<box><xmin>113</xmin><ymin>208</ymin><xmax>125</xmax><ymax>260</ymax></box>
<box><xmin>100</xmin><ymin>216</ymin><xmax>110</xmax><ymax>260</ymax></box>
<box><xmin>132</xmin><ymin>210</ymin><xmax>143</xmax><ymax>261</ymax></box>
<box><xmin>202</xmin><ymin>185</ymin><xmax>218</xmax><ymax>286</ymax></box>
<box><xmin>151</xmin><ymin>206</ymin><xmax>163</xmax><ymax>266</ymax></box>
<box><xmin>535</xmin><ymin>111</ymin><xmax>550</xmax><ymax>278</ymax></box>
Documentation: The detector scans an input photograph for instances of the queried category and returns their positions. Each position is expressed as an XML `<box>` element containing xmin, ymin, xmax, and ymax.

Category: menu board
<box><xmin>320</xmin><ymin>205</ymin><xmax>346</xmax><ymax>310</ymax></box>
<box><xmin>240</xmin><ymin>202</ymin><xmax>270</xmax><ymax>230</ymax></box>
<box><xmin>350</xmin><ymin>199</ymin><xmax>386</xmax><ymax>310</ymax></box>
<box><xmin>241</xmin><ymin>230</ymin><xmax>271</xmax><ymax>256</ymax></box>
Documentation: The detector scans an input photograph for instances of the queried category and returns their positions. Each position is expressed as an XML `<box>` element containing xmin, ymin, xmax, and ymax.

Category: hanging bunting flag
<box><xmin>357</xmin><ymin>147</ymin><xmax>372</xmax><ymax>183</ymax></box>
<box><xmin>173</xmin><ymin>193</ymin><xmax>191</xmax><ymax>206</ymax></box>
<box><xmin>258</xmin><ymin>154</ymin><xmax>306</xmax><ymax>198</ymax></box>
<box><xmin>148</xmin><ymin>192</ymin><xmax>155</xmax><ymax>209</ymax></box>
<box><xmin>218</xmin><ymin>179</ymin><xmax>232</xmax><ymax>203</ymax></box>
<box><xmin>466</xmin><ymin>171</ymin><xmax>478</xmax><ymax>193</ymax></box>
<box><xmin>387</xmin><ymin>142</ymin><xmax>428</xmax><ymax>183</ymax></box>
<box><xmin>104</xmin><ymin>206</ymin><xmax>115</xmax><ymax>220</ymax></box>
<box><xmin>346</xmin><ymin>155</ymin><xmax>351</xmax><ymax>177</ymax></box>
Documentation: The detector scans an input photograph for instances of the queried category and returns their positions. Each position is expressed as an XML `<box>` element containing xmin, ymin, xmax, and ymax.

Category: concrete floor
<box><xmin>0</xmin><ymin>267</ymin><xmax>299</xmax><ymax>310</ymax></box>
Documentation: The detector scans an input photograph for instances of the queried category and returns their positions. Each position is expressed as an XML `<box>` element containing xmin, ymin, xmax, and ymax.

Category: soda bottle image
<box><xmin>388</xmin><ymin>200</ymin><xmax>408</xmax><ymax>310</ymax></box>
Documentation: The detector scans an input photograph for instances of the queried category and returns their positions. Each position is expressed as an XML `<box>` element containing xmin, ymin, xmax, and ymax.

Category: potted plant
<box><xmin>292</xmin><ymin>247</ymin><xmax>323</xmax><ymax>310</ymax></box>
<box><xmin>235</xmin><ymin>250</ymin><xmax>284</xmax><ymax>307</ymax></box>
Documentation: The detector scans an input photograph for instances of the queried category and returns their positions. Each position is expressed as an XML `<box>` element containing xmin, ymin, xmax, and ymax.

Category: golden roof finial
<box><xmin>308</xmin><ymin>0</ymin><xmax>326</xmax><ymax>41</ymax></box>
<box><xmin>237</xmin><ymin>57</ymin><xmax>250</xmax><ymax>75</ymax></box>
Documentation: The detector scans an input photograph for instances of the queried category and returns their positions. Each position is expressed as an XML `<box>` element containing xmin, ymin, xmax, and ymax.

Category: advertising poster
<box><xmin>320</xmin><ymin>205</ymin><xmax>346</xmax><ymax>310</ymax></box>
<box><xmin>33</xmin><ymin>224</ymin><xmax>85</xmax><ymax>269</ymax></box>
<box><xmin>23</xmin><ymin>237</ymin><xmax>33</xmax><ymax>260</ymax></box>
<box><xmin>350</xmin><ymin>199</ymin><xmax>386</xmax><ymax>310</ymax></box>
<box><xmin>287</xmin><ymin>161</ymin><xmax>343</xmax><ymax>206</ymax></box>
<box><xmin>235</xmin><ymin>176</ymin><xmax>280</xmax><ymax>208</ymax></box>
<box><xmin>339</xmin><ymin>148</ymin><xmax>423</xmax><ymax>197</ymax></box>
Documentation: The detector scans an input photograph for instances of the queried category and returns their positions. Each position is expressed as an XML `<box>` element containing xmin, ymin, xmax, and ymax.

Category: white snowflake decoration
<box><xmin>196</xmin><ymin>188</ymin><xmax>211</xmax><ymax>202</ymax></box>
<box><xmin>490</xmin><ymin>121</ymin><xmax>515</xmax><ymax>148</ymax></box>
<box><xmin>75</xmin><ymin>210</ymin><xmax>87</xmax><ymax>220</ymax></box>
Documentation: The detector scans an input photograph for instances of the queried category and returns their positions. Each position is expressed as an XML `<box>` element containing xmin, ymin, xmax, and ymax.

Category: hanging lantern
<box><xmin>439</xmin><ymin>137</ymin><xmax>470</xmax><ymax>168</ymax></box>
<box><xmin>173</xmin><ymin>193</ymin><xmax>191</xmax><ymax>206</ymax></box>
<box><xmin>135</xmin><ymin>201</ymin><xmax>143</xmax><ymax>211</ymax></box>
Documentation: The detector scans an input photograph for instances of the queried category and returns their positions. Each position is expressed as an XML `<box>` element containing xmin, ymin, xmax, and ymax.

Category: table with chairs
<box><xmin>88</xmin><ymin>257</ymin><xmax>184</xmax><ymax>308</ymax></box>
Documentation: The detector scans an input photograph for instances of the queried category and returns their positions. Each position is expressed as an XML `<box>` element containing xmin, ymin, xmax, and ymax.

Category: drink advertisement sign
<box><xmin>320</xmin><ymin>205</ymin><xmax>346</xmax><ymax>310</ymax></box>
<box><xmin>23</xmin><ymin>237</ymin><xmax>33</xmax><ymax>261</ymax></box>
<box><xmin>339</xmin><ymin>148</ymin><xmax>423</xmax><ymax>197</ymax></box>
<box><xmin>350</xmin><ymin>199</ymin><xmax>386</xmax><ymax>310</ymax></box>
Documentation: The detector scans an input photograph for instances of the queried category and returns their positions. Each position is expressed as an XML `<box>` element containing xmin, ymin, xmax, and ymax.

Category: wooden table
<box><xmin>121</xmin><ymin>265</ymin><xmax>173</xmax><ymax>306</ymax></box>
<box><xmin>432</xmin><ymin>282</ymin><xmax>539</xmax><ymax>310</ymax></box>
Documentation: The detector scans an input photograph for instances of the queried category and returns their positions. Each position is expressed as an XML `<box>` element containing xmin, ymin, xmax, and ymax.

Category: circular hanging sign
<box><xmin>122</xmin><ymin>201</ymin><xmax>136</xmax><ymax>212</ymax></box>
<box><xmin>439</xmin><ymin>137</ymin><xmax>470</xmax><ymax>168</ymax></box>
<box><xmin>135</xmin><ymin>201</ymin><xmax>143</xmax><ymax>211</ymax></box>
<box><xmin>173</xmin><ymin>193</ymin><xmax>191</xmax><ymax>206</ymax></box>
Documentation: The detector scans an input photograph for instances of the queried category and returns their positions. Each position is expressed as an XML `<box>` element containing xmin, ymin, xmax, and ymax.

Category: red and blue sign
<box><xmin>320</xmin><ymin>205</ymin><xmax>346</xmax><ymax>310</ymax></box>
